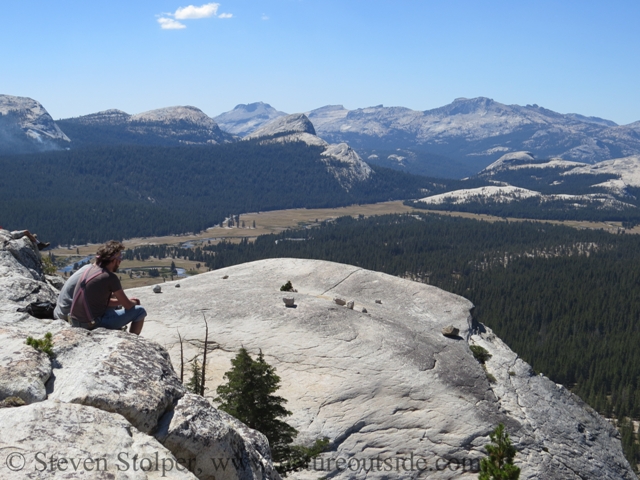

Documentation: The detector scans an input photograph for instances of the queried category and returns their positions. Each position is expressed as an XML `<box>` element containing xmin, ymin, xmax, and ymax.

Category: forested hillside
<box><xmin>0</xmin><ymin>141</ymin><xmax>465</xmax><ymax>245</ymax></box>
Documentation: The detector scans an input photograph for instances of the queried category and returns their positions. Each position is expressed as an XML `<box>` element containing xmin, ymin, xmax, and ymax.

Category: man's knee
<box><xmin>132</xmin><ymin>305</ymin><xmax>147</xmax><ymax>323</ymax></box>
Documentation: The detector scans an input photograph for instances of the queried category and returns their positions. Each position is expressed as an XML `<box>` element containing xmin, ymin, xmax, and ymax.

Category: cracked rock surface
<box><xmin>156</xmin><ymin>393</ymin><xmax>279</xmax><ymax>480</ymax></box>
<box><xmin>131</xmin><ymin>258</ymin><xmax>635</xmax><ymax>479</ymax></box>
<box><xmin>0</xmin><ymin>401</ymin><xmax>197</xmax><ymax>479</ymax></box>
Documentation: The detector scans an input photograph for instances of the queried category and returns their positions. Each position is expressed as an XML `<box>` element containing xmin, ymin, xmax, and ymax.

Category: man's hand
<box><xmin>130</xmin><ymin>297</ymin><xmax>141</xmax><ymax>306</ymax></box>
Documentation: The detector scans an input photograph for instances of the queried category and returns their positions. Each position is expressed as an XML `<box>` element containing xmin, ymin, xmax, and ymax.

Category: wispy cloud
<box><xmin>174</xmin><ymin>3</ymin><xmax>219</xmax><ymax>20</ymax></box>
<box><xmin>157</xmin><ymin>3</ymin><xmax>231</xmax><ymax>29</ymax></box>
<box><xmin>261</xmin><ymin>14</ymin><xmax>269</xmax><ymax>21</ymax></box>
<box><xmin>158</xmin><ymin>17</ymin><xmax>186</xmax><ymax>29</ymax></box>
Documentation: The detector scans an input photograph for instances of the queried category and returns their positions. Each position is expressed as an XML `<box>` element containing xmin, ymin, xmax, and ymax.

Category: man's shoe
<box><xmin>37</xmin><ymin>242</ymin><xmax>50</xmax><ymax>251</ymax></box>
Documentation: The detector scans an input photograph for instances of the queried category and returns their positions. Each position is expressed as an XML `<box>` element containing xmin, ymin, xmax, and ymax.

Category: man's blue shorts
<box><xmin>95</xmin><ymin>305</ymin><xmax>147</xmax><ymax>330</ymax></box>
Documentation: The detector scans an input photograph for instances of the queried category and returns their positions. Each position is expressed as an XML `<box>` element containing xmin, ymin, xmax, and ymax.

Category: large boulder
<box><xmin>47</xmin><ymin>327</ymin><xmax>186</xmax><ymax>434</ymax></box>
<box><xmin>0</xmin><ymin>401</ymin><xmax>197</xmax><ymax>479</ymax></box>
<box><xmin>0</xmin><ymin>324</ymin><xmax>52</xmax><ymax>404</ymax></box>
<box><xmin>0</xmin><ymin>230</ymin><xmax>58</xmax><ymax>307</ymax></box>
<box><xmin>130</xmin><ymin>258</ymin><xmax>636</xmax><ymax>479</ymax></box>
<box><xmin>0</xmin><ymin>230</ymin><xmax>281</xmax><ymax>480</ymax></box>
<box><xmin>156</xmin><ymin>393</ymin><xmax>280</xmax><ymax>480</ymax></box>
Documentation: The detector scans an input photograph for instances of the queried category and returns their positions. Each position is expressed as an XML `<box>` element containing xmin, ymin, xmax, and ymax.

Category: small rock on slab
<box><xmin>375</xmin><ymin>299</ymin><xmax>382</xmax><ymax>304</ymax></box>
<box><xmin>346</xmin><ymin>300</ymin><xmax>355</xmax><ymax>310</ymax></box>
<box><xmin>153</xmin><ymin>285</ymin><xmax>162</xmax><ymax>293</ymax></box>
<box><xmin>442</xmin><ymin>325</ymin><xmax>460</xmax><ymax>337</ymax></box>
<box><xmin>283</xmin><ymin>297</ymin><xmax>295</xmax><ymax>307</ymax></box>
<box><xmin>334</xmin><ymin>298</ymin><xmax>346</xmax><ymax>306</ymax></box>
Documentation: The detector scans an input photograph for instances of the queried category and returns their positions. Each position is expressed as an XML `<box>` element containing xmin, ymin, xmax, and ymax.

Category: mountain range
<box><xmin>3</xmin><ymin>94</ymin><xmax>640</xmax><ymax>179</ymax></box>
<box><xmin>56</xmin><ymin>105</ymin><xmax>236</xmax><ymax>147</ymax></box>
<box><xmin>220</xmin><ymin>99</ymin><xmax>640</xmax><ymax>177</ymax></box>
<box><xmin>411</xmin><ymin>150</ymin><xmax>640</xmax><ymax>224</ymax></box>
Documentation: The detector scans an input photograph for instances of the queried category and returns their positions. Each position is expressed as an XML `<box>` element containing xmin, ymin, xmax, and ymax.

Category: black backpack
<box><xmin>17</xmin><ymin>301</ymin><xmax>56</xmax><ymax>319</ymax></box>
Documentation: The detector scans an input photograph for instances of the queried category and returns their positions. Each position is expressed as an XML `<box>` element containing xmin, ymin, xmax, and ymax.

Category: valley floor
<box><xmin>49</xmin><ymin>200</ymin><xmax>640</xmax><ymax>289</ymax></box>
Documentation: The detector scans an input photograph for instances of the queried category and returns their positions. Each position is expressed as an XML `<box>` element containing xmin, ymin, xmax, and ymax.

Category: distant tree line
<box><xmin>0</xmin><ymin>141</ymin><xmax>470</xmax><ymax>245</ymax></box>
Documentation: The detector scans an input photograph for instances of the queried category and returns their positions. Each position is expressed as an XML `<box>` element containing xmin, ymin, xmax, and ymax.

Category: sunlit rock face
<box><xmin>132</xmin><ymin>257</ymin><xmax>636</xmax><ymax>480</ymax></box>
<box><xmin>246</xmin><ymin>113</ymin><xmax>372</xmax><ymax>190</ymax></box>
<box><xmin>0</xmin><ymin>231</ymin><xmax>280</xmax><ymax>480</ymax></box>
<box><xmin>0</xmin><ymin>94</ymin><xmax>70</xmax><ymax>154</ymax></box>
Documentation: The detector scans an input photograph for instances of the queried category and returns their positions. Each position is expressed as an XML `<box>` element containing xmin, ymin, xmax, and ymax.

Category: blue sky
<box><xmin>2</xmin><ymin>1</ymin><xmax>639</xmax><ymax>124</ymax></box>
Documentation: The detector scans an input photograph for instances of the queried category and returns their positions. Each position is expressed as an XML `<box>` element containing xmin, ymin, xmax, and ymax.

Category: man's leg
<box><xmin>96</xmin><ymin>306</ymin><xmax>147</xmax><ymax>335</ymax></box>
<box><xmin>129</xmin><ymin>317</ymin><xmax>145</xmax><ymax>335</ymax></box>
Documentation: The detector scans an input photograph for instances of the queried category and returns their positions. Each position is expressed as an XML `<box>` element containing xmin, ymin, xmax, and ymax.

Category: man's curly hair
<box><xmin>95</xmin><ymin>240</ymin><xmax>125</xmax><ymax>267</ymax></box>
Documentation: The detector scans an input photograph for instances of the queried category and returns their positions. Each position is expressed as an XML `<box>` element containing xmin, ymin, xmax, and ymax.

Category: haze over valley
<box><xmin>3</xmin><ymin>2</ymin><xmax>640</xmax><ymax>478</ymax></box>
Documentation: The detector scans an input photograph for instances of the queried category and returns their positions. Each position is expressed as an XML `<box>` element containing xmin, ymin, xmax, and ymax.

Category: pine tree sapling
<box><xmin>280</xmin><ymin>281</ymin><xmax>294</xmax><ymax>292</ymax></box>
<box><xmin>470</xmin><ymin>345</ymin><xmax>492</xmax><ymax>365</ymax></box>
<box><xmin>186</xmin><ymin>358</ymin><xmax>202</xmax><ymax>394</ymax></box>
<box><xmin>215</xmin><ymin>348</ymin><xmax>298</xmax><ymax>469</ymax></box>
<box><xmin>479</xmin><ymin>423</ymin><xmax>520</xmax><ymax>480</ymax></box>
<box><xmin>25</xmin><ymin>332</ymin><xmax>55</xmax><ymax>358</ymax></box>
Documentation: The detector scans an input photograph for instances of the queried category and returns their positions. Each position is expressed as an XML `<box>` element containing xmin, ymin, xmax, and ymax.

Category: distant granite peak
<box><xmin>0</xmin><ymin>94</ymin><xmax>70</xmax><ymax>154</ymax></box>
<box><xmin>246</xmin><ymin>113</ymin><xmax>316</xmax><ymax>139</ymax></box>
<box><xmin>246</xmin><ymin>113</ymin><xmax>372</xmax><ymax>190</ymax></box>
<box><xmin>214</xmin><ymin>102</ymin><xmax>287</xmax><ymax>136</ymax></box>
<box><xmin>131</xmin><ymin>105</ymin><xmax>216</xmax><ymax>128</ymax></box>
<box><xmin>58</xmin><ymin>105</ymin><xmax>235</xmax><ymax>147</ymax></box>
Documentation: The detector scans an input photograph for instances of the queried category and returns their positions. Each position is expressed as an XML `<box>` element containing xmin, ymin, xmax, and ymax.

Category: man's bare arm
<box><xmin>113</xmin><ymin>289</ymin><xmax>140</xmax><ymax>310</ymax></box>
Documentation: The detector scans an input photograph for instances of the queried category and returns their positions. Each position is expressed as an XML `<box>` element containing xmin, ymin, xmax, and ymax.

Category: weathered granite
<box><xmin>0</xmin><ymin>401</ymin><xmax>197</xmax><ymax>479</ymax></box>
<box><xmin>0</xmin><ymin>324</ymin><xmax>52</xmax><ymax>404</ymax></box>
<box><xmin>0</xmin><ymin>232</ymin><xmax>280</xmax><ymax>480</ymax></box>
<box><xmin>0</xmin><ymin>230</ymin><xmax>58</xmax><ymax>308</ymax></box>
<box><xmin>472</xmin><ymin>331</ymin><xmax>632</xmax><ymax>479</ymax></box>
<box><xmin>156</xmin><ymin>393</ymin><xmax>280</xmax><ymax>480</ymax></box>
<box><xmin>129</xmin><ymin>258</ymin><xmax>636</xmax><ymax>480</ymax></box>
<box><xmin>47</xmin><ymin>327</ymin><xmax>186</xmax><ymax>434</ymax></box>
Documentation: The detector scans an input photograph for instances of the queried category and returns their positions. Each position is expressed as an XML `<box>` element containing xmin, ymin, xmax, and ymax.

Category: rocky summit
<box><xmin>0</xmin><ymin>94</ymin><xmax>70</xmax><ymax>155</ymax></box>
<box><xmin>56</xmin><ymin>105</ymin><xmax>236</xmax><ymax>148</ymax></box>
<box><xmin>214</xmin><ymin>102</ymin><xmax>287</xmax><ymax>137</ymax></box>
<box><xmin>246</xmin><ymin>113</ymin><xmax>372</xmax><ymax>190</ymax></box>
<box><xmin>130</xmin><ymin>258</ymin><xmax>634</xmax><ymax>479</ymax></box>
<box><xmin>0</xmin><ymin>231</ymin><xmax>636</xmax><ymax>479</ymax></box>
<box><xmin>0</xmin><ymin>231</ymin><xmax>279</xmax><ymax>480</ymax></box>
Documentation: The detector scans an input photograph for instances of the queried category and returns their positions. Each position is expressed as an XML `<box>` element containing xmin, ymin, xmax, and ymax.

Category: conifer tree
<box><xmin>186</xmin><ymin>358</ymin><xmax>202</xmax><ymax>394</ymax></box>
<box><xmin>215</xmin><ymin>348</ymin><xmax>298</xmax><ymax>465</ymax></box>
<box><xmin>479</xmin><ymin>423</ymin><xmax>520</xmax><ymax>480</ymax></box>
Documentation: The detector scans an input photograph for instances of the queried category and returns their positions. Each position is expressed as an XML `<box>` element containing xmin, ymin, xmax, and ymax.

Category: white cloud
<box><xmin>158</xmin><ymin>17</ymin><xmax>186</xmax><ymax>29</ymax></box>
<box><xmin>261</xmin><ymin>14</ymin><xmax>269</xmax><ymax>21</ymax></box>
<box><xmin>158</xmin><ymin>3</ymin><xmax>231</xmax><ymax>29</ymax></box>
<box><xmin>174</xmin><ymin>3</ymin><xmax>219</xmax><ymax>20</ymax></box>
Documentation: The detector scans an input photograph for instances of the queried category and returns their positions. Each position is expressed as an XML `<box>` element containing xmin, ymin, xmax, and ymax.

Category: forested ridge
<box><xmin>0</xmin><ymin>141</ymin><xmax>464</xmax><ymax>245</ymax></box>
<box><xmin>407</xmin><ymin>166</ymin><xmax>640</xmax><ymax>225</ymax></box>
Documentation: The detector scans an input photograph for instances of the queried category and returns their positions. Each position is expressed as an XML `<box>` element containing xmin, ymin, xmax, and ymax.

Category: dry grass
<box><xmin>50</xmin><ymin>201</ymin><xmax>418</xmax><ymax>257</ymax></box>
<box><xmin>49</xmin><ymin>200</ymin><xmax>637</xmax><ymax>276</ymax></box>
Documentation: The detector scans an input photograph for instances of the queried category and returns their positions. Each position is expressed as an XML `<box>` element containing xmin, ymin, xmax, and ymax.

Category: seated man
<box><xmin>54</xmin><ymin>263</ymin><xmax>91</xmax><ymax>321</ymax></box>
<box><xmin>70</xmin><ymin>241</ymin><xmax>146</xmax><ymax>335</ymax></box>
